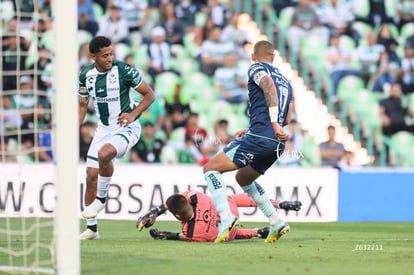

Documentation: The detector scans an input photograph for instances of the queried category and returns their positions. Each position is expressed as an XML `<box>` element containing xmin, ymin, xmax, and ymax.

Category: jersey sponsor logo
<box><xmin>207</xmin><ymin>173</ymin><xmax>222</xmax><ymax>190</ymax></box>
<box><xmin>274</xmin><ymin>76</ymin><xmax>289</xmax><ymax>87</ymax></box>
<box><xmin>249</xmin><ymin>64</ymin><xmax>263</xmax><ymax>73</ymax></box>
<box><xmin>96</xmin><ymin>96</ymin><xmax>119</xmax><ymax>103</ymax></box>
<box><xmin>109</xmin><ymin>73</ymin><xmax>117</xmax><ymax>84</ymax></box>
<box><xmin>107</xmin><ymin>87</ymin><xmax>120</xmax><ymax>92</ymax></box>
<box><xmin>97</xmin><ymin>88</ymin><xmax>105</xmax><ymax>94</ymax></box>
<box><xmin>238</xmin><ymin>152</ymin><xmax>254</xmax><ymax>165</ymax></box>
<box><xmin>132</xmin><ymin>77</ymin><xmax>141</xmax><ymax>86</ymax></box>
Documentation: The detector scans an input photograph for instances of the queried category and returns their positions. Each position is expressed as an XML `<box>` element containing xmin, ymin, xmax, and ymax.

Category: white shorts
<box><xmin>86</xmin><ymin>120</ymin><xmax>141</xmax><ymax>168</ymax></box>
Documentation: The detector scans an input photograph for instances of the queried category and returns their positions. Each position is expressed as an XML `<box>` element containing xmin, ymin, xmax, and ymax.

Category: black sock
<box><xmin>96</xmin><ymin>196</ymin><xmax>106</xmax><ymax>203</ymax></box>
<box><xmin>87</xmin><ymin>224</ymin><xmax>97</xmax><ymax>232</ymax></box>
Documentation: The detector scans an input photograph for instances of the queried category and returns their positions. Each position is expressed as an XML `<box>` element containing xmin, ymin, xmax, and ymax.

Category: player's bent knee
<box><xmin>98</xmin><ymin>144</ymin><xmax>117</xmax><ymax>162</ymax></box>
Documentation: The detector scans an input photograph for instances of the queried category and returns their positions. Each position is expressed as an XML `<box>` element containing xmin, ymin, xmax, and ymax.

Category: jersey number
<box><xmin>278</xmin><ymin>85</ymin><xmax>289</xmax><ymax>113</ymax></box>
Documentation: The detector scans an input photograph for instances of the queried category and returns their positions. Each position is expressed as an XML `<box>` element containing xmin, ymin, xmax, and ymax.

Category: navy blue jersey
<box><xmin>246</xmin><ymin>62</ymin><xmax>293</xmax><ymax>139</ymax></box>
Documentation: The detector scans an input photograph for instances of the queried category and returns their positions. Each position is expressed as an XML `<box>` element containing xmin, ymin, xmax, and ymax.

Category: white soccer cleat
<box><xmin>82</xmin><ymin>199</ymin><xmax>105</xmax><ymax>219</ymax></box>
<box><xmin>80</xmin><ymin>228</ymin><xmax>100</xmax><ymax>240</ymax></box>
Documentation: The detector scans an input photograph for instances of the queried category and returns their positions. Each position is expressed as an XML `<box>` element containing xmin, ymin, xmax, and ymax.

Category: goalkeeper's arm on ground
<box><xmin>149</xmin><ymin>229</ymin><xmax>184</xmax><ymax>241</ymax></box>
<box><xmin>136</xmin><ymin>204</ymin><xmax>167</xmax><ymax>231</ymax></box>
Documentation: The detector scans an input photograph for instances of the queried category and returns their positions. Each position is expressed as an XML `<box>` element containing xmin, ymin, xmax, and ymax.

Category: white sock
<box><xmin>242</xmin><ymin>182</ymin><xmax>281</xmax><ymax>224</ymax></box>
<box><xmin>205</xmin><ymin>171</ymin><xmax>232</xmax><ymax>221</ymax></box>
<box><xmin>86</xmin><ymin>218</ymin><xmax>97</xmax><ymax>226</ymax></box>
<box><xmin>97</xmin><ymin>175</ymin><xmax>111</xmax><ymax>199</ymax></box>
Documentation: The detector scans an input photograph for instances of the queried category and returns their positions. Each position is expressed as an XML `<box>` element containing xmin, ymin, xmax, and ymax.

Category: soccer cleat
<box><xmin>214</xmin><ymin>215</ymin><xmax>239</xmax><ymax>244</ymax></box>
<box><xmin>264</xmin><ymin>220</ymin><xmax>290</xmax><ymax>243</ymax></box>
<box><xmin>80</xmin><ymin>228</ymin><xmax>100</xmax><ymax>240</ymax></box>
<box><xmin>257</xmin><ymin>226</ymin><xmax>270</xmax><ymax>239</ymax></box>
<box><xmin>82</xmin><ymin>199</ymin><xmax>105</xmax><ymax>219</ymax></box>
<box><xmin>279</xmin><ymin>200</ymin><xmax>302</xmax><ymax>211</ymax></box>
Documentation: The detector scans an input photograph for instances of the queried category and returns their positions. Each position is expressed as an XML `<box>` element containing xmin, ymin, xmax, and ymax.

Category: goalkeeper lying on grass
<box><xmin>136</xmin><ymin>189</ymin><xmax>301</xmax><ymax>242</ymax></box>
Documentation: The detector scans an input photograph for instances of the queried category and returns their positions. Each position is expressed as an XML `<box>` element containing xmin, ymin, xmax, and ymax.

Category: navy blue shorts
<box><xmin>223</xmin><ymin>133</ymin><xmax>285</xmax><ymax>174</ymax></box>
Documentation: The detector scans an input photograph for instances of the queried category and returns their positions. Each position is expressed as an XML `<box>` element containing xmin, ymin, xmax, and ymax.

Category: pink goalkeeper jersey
<box><xmin>181</xmin><ymin>190</ymin><xmax>239</xmax><ymax>242</ymax></box>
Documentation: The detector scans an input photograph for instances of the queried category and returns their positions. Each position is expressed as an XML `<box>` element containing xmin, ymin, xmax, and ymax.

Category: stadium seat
<box><xmin>154</xmin><ymin>72</ymin><xmax>182</xmax><ymax>103</ymax></box>
<box><xmin>183</xmin><ymin>32</ymin><xmax>200</xmax><ymax>58</ymax></box>
<box><xmin>93</xmin><ymin>3</ymin><xmax>105</xmax><ymax>21</ymax></box>
<box><xmin>0</xmin><ymin>0</ymin><xmax>14</xmax><ymax>23</ymax></box>
<box><xmin>300</xmin><ymin>35</ymin><xmax>328</xmax><ymax>60</ymax></box>
<box><xmin>114</xmin><ymin>43</ymin><xmax>132</xmax><ymax>61</ymax></box>
<box><xmin>339</xmin><ymin>35</ymin><xmax>357</xmax><ymax>51</ymax></box>
<box><xmin>40</xmin><ymin>30</ymin><xmax>54</xmax><ymax>51</ymax></box>
<box><xmin>384</xmin><ymin>0</ymin><xmax>398</xmax><ymax>17</ymax></box>
<box><xmin>181</xmin><ymin>72</ymin><xmax>213</xmax><ymax>100</ymax></box>
<box><xmin>133</xmin><ymin>43</ymin><xmax>148</xmax><ymax>70</ymax></box>
<box><xmin>301</xmin><ymin>135</ymin><xmax>321</xmax><ymax>167</ymax></box>
<box><xmin>195</xmin><ymin>12</ymin><xmax>207</xmax><ymax>27</ymax></box>
<box><xmin>399</xmin><ymin>22</ymin><xmax>414</xmax><ymax>42</ymax></box>
<box><xmin>337</xmin><ymin>75</ymin><xmax>365</xmax><ymax>102</ymax></box>
<box><xmin>353</xmin><ymin>0</ymin><xmax>370</xmax><ymax>19</ymax></box>
<box><xmin>277</xmin><ymin>6</ymin><xmax>294</xmax><ymax>31</ymax></box>
<box><xmin>352</xmin><ymin>21</ymin><xmax>373</xmax><ymax>46</ymax></box>
<box><xmin>389</xmin><ymin>131</ymin><xmax>414</xmax><ymax>166</ymax></box>
<box><xmin>78</xmin><ymin>30</ymin><xmax>93</xmax><ymax>48</ymax></box>
<box><xmin>408</xmin><ymin>94</ymin><xmax>414</xmax><ymax>115</ymax></box>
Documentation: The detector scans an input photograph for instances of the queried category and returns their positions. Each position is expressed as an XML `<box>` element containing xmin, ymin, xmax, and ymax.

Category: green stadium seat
<box><xmin>389</xmin><ymin>131</ymin><xmax>414</xmax><ymax>166</ymax></box>
<box><xmin>0</xmin><ymin>0</ymin><xmax>15</xmax><ymax>23</ymax></box>
<box><xmin>154</xmin><ymin>72</ymin><xmax>182</xmax><ymax>104</ymax></box>
<box><xmin>181</xmin><ymin>72</ymin><xmax>213</xmax><ymax>101</ymax></box>
<box><xmin>114</xmin><ymin>43</ymin><xmax>132</xmax><ymax>60</ymax></box>
<box><xmin>301</xmin><ymin>135</ymin><xmax>321</xmax><ymax>167</ymax></box>
<box><xmin>93</xmin><ymin>3</ymin><xmax>105</xmax><ymax>21</ymax></box>
<box><xmin>337</xmin><ymin>75</ymin><xmax>365</xmax><ymax>102</ymax></box>
<box><xmin>339</xmin><ymin>35</ymin><xmax>357</xmax><ymax>51</ymax></box>
<box><xmin>300</xmin><ymin>36</ymin><xmax>328</xmax><ymax>60</ymax></box>
<box><xmin>408</xmin><ymin>94</ymin><xmax>414</xmax><ymax>115</ymax></box>
<box><xmin>353</xmin><ymin>0</ymin><xmax>370</xmax><ymax>19</ymax></box>
<box><xmin>400</xmin><ymin>22</ymin><xmax>414</xmax><ymax>42</ymax></box>
<box><xmin>133</xmin><ymin>43</ymin><xmax>148</xmax><ymax>70</ymax></box>
<box><xmin>385</xmin><ymin>0</ymin><xmax>398</xmax><ymax>17</ymax></box>
<box><xmin>277</xmin><ymin>6</ymin><xmax>294</xmax><ymax>30</ymax></box>
<box><xmin>77</xmin><ymin>30</ymin><xmax>93</xmax><ymax>48</ymax></box>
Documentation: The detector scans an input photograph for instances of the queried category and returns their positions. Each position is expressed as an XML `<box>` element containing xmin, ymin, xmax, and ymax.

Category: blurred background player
<box><xmin>78</xmin><ymin>36</ymin><xmax>155</xmax><ymax>240</ymax></box>
<box><xmin>136</xmin><ymin>189</ymin><xmax>302</xmax><ymax>242</ymax></box>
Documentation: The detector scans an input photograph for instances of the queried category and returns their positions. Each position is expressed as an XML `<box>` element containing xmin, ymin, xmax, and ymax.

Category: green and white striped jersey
<box><xmin>78</xmin><ymin>60</ymin><xmax>143</xmax><ymax>126</ymax></box>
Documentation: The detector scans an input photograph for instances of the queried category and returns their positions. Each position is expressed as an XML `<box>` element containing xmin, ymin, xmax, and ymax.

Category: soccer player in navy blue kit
<box><xmin>203</xmin><ymin>40</ymin><xmax>293</xmax><ymax>243</ymax></box>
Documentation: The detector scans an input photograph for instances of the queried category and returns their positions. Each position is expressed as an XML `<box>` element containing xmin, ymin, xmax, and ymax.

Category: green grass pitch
<box><xmin>1</xmin><ymin>219</ymin><xmax>413</xmax><ymax>274</ymax></box>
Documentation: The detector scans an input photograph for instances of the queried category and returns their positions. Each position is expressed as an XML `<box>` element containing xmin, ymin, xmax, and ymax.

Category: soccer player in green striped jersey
<box><xmin>78</xmin><ymin>36</ymin><xmax>155</xmax><ymax>240</ymax></box>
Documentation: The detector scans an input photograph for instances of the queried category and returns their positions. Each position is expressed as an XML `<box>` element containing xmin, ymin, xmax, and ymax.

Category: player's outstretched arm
<box><xmin>136</xmin><ymin>204</ymin><xmax>167</xmax><ymax>231</ymax></box>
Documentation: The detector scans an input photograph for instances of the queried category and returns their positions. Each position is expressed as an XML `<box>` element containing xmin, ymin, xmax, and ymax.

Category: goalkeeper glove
<box><xmin>149</xmin><ymin>229</ymin><xmax>180</xmax><ymax>240</ymax></box>
<box><xmin>136</xmin><ymin>205</ymin><xmax>167</xmax><ymax>231</ymax></box>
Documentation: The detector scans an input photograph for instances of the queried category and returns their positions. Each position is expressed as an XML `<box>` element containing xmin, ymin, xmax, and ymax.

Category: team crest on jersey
<box><xmin>108</xmin><ymin>73</ymin><xmax>117</xmax><ymax>84</ymax></box>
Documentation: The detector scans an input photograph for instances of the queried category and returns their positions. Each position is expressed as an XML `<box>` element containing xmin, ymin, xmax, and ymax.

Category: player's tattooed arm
<box><xmin>259</xmin><ymin>75</ymin><xmax>278</xmax><ymax>107</ymax></box>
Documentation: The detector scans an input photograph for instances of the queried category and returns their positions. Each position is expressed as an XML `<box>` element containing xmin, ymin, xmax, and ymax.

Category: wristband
<box><xmin>269</xmin><ymin>106</ymin><xmax>279</xmax><ymax>122</ymax></box>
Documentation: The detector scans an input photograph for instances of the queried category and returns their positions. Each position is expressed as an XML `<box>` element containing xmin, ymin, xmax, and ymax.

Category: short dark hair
<box><xmin>143</xmin><ymin>121</ymin><xmax>154</xmax><ymax>127</ymax></box>
<box><xmin>166</xmin><ymin>194</ymin><xmax>189</xmax><ymax>216</ymax></box>
<box><xmin>218</xmin><ymin>119</ymin><xmax>228</xmax><ymax>125</ymax></box>
<box><xmin>89</xmin><ymin>36</ymin><xmax>112</xmax><ymax>54</ymax></box>
<box><xmin>253</xmin><ymin>40</ymin><xmax>274</xmax><ymax>56</ymax></box>
<box><xmin>327</xmin><ymin>125</ymin><xmax>335</xmax><ymax>130</ymax></box>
